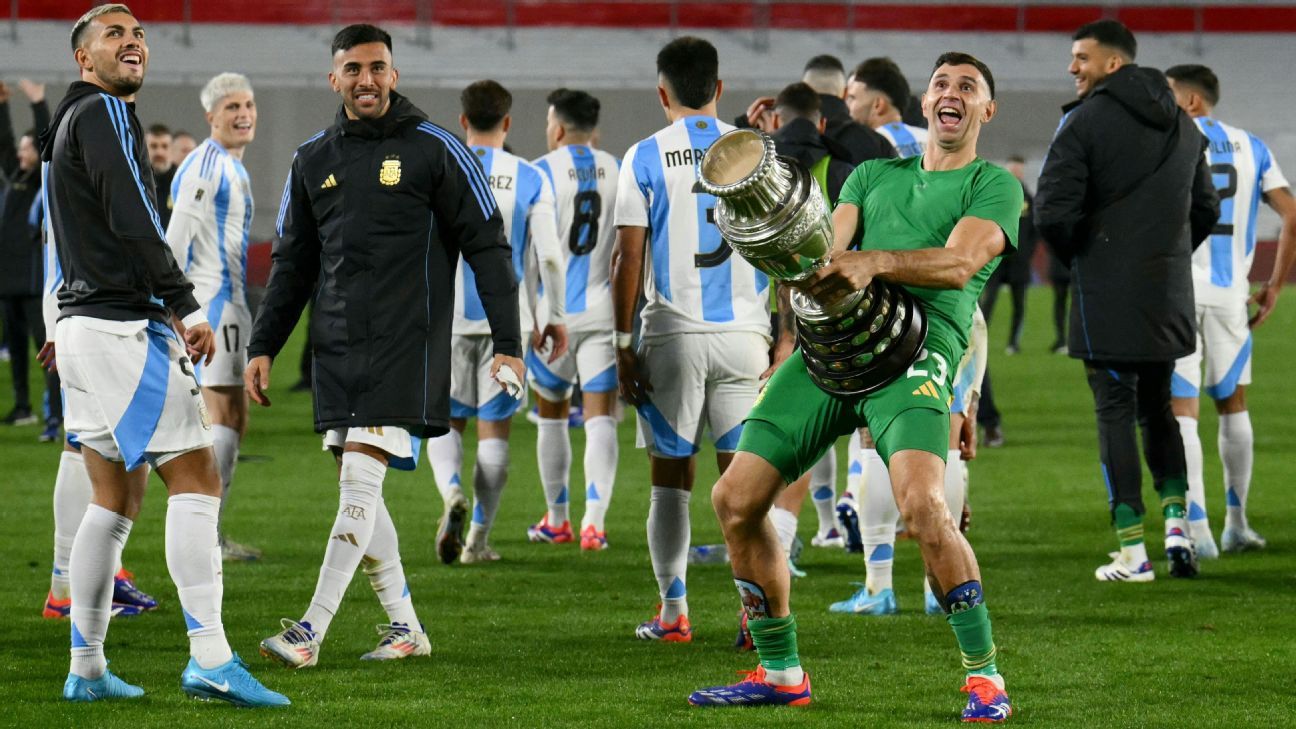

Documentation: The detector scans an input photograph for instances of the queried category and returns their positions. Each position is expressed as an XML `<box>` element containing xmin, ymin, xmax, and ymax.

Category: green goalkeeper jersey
<box><xmin>837</xmin><ymin>155</ymin><xmax>1023</xmax><ymax>353</ymax></box>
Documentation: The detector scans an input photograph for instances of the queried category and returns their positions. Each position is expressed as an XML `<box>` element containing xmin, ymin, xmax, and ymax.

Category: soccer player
<box><xmin>424</xmin><ymin>80</ymin><xmax>566</xmax><ymax>565</ymax></box>
<box><xmin>831</xmin><ymin>308</ymin><xmax>987</xmax><ymax>616</ymax></box>
<box><xmin>527</xmin><ymin>88</ymin><xmax>621</xmax><ymax>550</ymax></box>
<box><xmin>613</xmin><ymin>36</ymin><xmax>773</xmax><ymax>643</ymax></box>
<box><xmin>41</xmin><ymin>3</ymin><xmax>286</xmax><ymax>705</ymax></box>
<box><xmin>166</xmin><ymin>72</ymin><xmax>261</xmax><ymax>561</ymax></box>
<box><xmin>845</xmin><ymin>57</ymin><xmax>929</xmax><ymax>158</ymax></box>
<box><xmin>688</xmin><ymin>53</ymin><xmax>1017</xmax><ymax>723</ymax></box>
<box><xmin>1164</xmin><ymin>64</ymin><xmax>1296</xmax><ymax>556</ymax></box>
<box><xmin>249</xmin><ymin>24</ymin><xmax>523</xmax><ymax>667</ymax></box>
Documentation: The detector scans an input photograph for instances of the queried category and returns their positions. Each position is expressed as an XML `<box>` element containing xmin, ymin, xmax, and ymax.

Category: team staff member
<box><xmin>249</xmin><ymin>23</ymin><xmax>523</xmax><ymax>667</ymax></box>
<box><xmin>1035</xmin><ymin>20</ymin><xmax>1218</xmax><ymax>583</ymax></box>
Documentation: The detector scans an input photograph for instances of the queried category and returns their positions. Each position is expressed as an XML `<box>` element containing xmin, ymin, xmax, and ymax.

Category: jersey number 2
<box><xmin>1210</xmin><ymin>162</ymin><xmax>1237</xmax><ymax>236</ymax></box>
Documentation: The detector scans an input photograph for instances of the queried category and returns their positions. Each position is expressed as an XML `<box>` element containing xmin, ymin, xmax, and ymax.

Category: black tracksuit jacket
<box><xmin>1035</xmin><ymin>65</ymin><xmax>1219</xmax><ymax>362</ymax></box>
<box><xmin>247</xmin><ymin>92</ymin><xmax>519</xmax><ymax>438</ymax></box>
<box><xmin>0</xmin><ymin>98</ymin><xmax>49</xmax><ymax>298</ymax></box>
<box><xmin>37</xmin><ymin>81</ymin><xmax>200</xmax><ymax>325</ymax></box>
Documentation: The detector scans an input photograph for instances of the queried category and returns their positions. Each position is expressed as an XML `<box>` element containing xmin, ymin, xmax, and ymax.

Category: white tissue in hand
<box><xmin>496</xmin><ymin>365</ymin><xmax>524</xmax><ymax>399</ymax></box>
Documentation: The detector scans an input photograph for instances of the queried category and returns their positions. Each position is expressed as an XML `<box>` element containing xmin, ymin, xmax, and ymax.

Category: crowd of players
<box><xmin>9</xmin><ymin>1</ymin><xmax>1293</xmax><ymax>721</ymax></box>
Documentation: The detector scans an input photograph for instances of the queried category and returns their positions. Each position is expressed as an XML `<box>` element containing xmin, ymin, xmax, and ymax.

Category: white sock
<box><xmin>765</xmin><ymin>665</ymin><xmax>806</xmax><ymax>686</ymax></box>
<box><xmin>1121</xmin><ymin>541</ymin><xmax>1150</xmax><ymax>566</ymax></box>
<box><xmin>165</xmin><ymin>493</ymin><xmax>233</xmax><ymax>669</ymax></box>
<box><xmin>303</xmin><ymin>452</ymin><xmax>387</xmax><ymax>637</ymax></box>
<box><xmin>944</xmin><ymin>450</ymin><xmax>966</xmax><ymax>523</ymax></box>
<box><xmin>1175</xmin><ymin>415</ymin><xmax>1209</xmax><ymax>530</ymax></box>
<box><xmin>363</xmin><ymin>497</ymin><xmax>420</xmax><ymax>628</ymax></box>
<box><xmin>211</xmin><ymin>424</ymin><xmax>240</xmax><ymax>531</ymax></box>
<box><xmin>861</xmin><ymin>448</ymin><xmax>897</xmax><ymax>593</ymax></box>
<box><xmin>647</xmin><ymin>486</ymin><xmax>690</xmax><ymax>622</ymax></box>
<box><xmin>843</xmin><ymin>430</ymin><xmax>863</xmax><ymax>502</ymax></box>
<box><xmin>468</xmin><ymin>438</ymin><xmax>510</xmax><ymax>548</ymax></box>
<box><xmin>68</xmin><ymin>504</ymin><xmax>132</xmax><ymax>679</ymax></box>
<box><xmin>426</xmin><ymin>429</ymin><xmax>466</xmax><ymax>504</ymax></box>
<box><xmin>769</xmin><ymin>506</ymin><xmax>798</xmax><ymax>554</ymax></box>
<box><xmin>1219</xmin><ymin>411</ymin><xmax>1254</xmax><ymax>531</ymax></box>
<box><xmin>580</xmin><ymin>415</ymin><xmax>618</xmax><ymax>532</ymax></box>
<box><xmin>809</xmin><ymin>448</ymin><xmax>837</xmax><ymax>537</ymax></box>
<box><xmin>536</xmin><ymin>418</ymin><xmax>571</xmax><ymax>525</ymax></box>
<box><xmin>51</xmin><ymin>450</ymin><xmax>92</xmax><ymax>600</ymax></box>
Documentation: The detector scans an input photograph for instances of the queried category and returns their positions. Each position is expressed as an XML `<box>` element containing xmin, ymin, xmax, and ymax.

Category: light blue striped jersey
<box><xmin>613</xmin><ymin>116</ymin><xmax>770</xmax><ymax>339</ymax></box>
<box><xmin>876</xmin><ymin>121</ymin><xmax>929</xmax><ymax>159</ymax></box>
<box><xmin>1192</xmin><ymin>116</ymin><xmax>1289</xmax><ymax>306</ymax></box>
<box><xmin>165</xmin><ymin>138</ymin><xmax>255</xmax><ymax>328</ymax></box>
<box><xmin>454</xmin><ymin>146</ymin><xmax>561</xmax><ymax>336</ymax></box>
<box><xmin>532</xmin><ymin>144</ymin><xmax>619</xmax><ymax>333</ymax></box>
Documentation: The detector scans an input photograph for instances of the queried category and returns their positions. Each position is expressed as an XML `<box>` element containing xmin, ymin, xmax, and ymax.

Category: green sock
<box><xmin>1158</xmin><ymin>477</ymin><xmax>1188</xmax><ymax>519</ymax></box>
<box><xmin>749</xmin><ymin>615</ymin><xmax>800</xmax><ymax>671</ymax></box>
<box><xmin>1114</xmin><ymin>503</ymin><xmax>1144</xmax><ymax>548</ymax></box>
<box><xmin>947</xmin><ymin>603</ymin><xmax>997</xmax><ymax>677</ymax></box>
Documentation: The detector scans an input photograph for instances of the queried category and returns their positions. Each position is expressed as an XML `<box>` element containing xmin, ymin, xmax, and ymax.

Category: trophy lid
<box><xmin>697</xmin><ymin>129</ymin><xmax>776</xmax><ymax>196</ymax></box>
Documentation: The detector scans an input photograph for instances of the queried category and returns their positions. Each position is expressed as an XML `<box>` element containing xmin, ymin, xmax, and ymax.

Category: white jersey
<box><xmin>1192</xmin><ymin>116</ymin><xmax>1289</xmax><ymax>307</ymax></box>
<box><xmin>532</xmin><ymin>144</ymin><xmax>619</xmax><ymax>333</ymax></box>
<box><xmin>165</xmin><ymin>139</ymin><xmax>255</xmax><ymax>324</ymax></box>
<box><xmin>38</xmin><ymin>162</ymin><xmax>62</xmax><ymax>338</ymax></box>
<box><xmin>876</xmin><ymin>121</ymin><xmax>929</xmax><ymax>159</ymax></box>
<box><xmin>614</xmin><ymin>116</ymin><xmax>770</xmax><ymax>340</ymax></box>
<box><xmin>454</xmin><ymin>146</ymin><xmax>564</xmax><ymax>337</ymax></box>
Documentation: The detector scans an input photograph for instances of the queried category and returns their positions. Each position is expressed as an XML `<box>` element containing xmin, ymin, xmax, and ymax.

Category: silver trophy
<box><xmin>695</xmin><ymin>129</ymin><xmax>926</xmax><ymax>396</ymax></box>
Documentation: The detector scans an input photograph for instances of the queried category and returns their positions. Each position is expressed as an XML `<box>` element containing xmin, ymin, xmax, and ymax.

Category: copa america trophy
<box><xmin>695</xmin><ymin>129</ymin><xmax>926</xmax><ymax>396</ymax></box>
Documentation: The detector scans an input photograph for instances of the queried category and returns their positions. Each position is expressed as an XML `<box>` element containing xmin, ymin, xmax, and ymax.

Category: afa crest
<box><xmin>379</xmin><ymin>158</ymin><xmax>402</xmax><ymax>186</ymax></box>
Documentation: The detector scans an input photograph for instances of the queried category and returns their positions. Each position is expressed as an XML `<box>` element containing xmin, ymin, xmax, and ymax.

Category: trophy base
<box><xmin>796</xmin><ymin>282</ymin><xmax>928</xmax><ymax>397</ymax></box>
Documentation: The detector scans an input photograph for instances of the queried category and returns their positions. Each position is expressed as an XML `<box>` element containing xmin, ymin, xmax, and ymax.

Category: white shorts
<box><xmin>1173</xmin><ymin>302</ymin><xmax>1252</xmax><ymax>400</ymax></box>
<box><xmin>322</xmin><ymin>426</ymin><xmax>422</xmax><ymax>472</ymax></box>
<box><xmin>196</xmin><ymin>300</ymin><xmax>250</xmax><ymax>388</ymax></box>
<box><xmin>635</xmin><ymin>331</ymin><xmax>768</xmax><ymax>459</ymax></box>
<box><xmin>56</xmin><ymin>316</ymin><xmax>214</xmax><ymax>470</ymax></box>
<box><xmin>450</xmin><ymin>334</ymin><xmax>523</xmax><ymax>421</ymax></box>
<box><xmin>526</xmin><ymin>329</ymin><xmax>617</xmax><ymax>402</ymax></box>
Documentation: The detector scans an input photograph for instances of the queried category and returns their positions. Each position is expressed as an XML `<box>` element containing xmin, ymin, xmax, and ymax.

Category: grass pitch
<box><xmin>2</xmin><ymin>287</ymin><xmax>1295</xmax><ymax>727</ymax></box>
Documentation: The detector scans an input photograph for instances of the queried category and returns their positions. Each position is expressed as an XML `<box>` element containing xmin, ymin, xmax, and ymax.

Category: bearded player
<box><xmin>688</xmin><ymin>53</ymin><xmax>1018</xmax><ymax>723</ymax></box>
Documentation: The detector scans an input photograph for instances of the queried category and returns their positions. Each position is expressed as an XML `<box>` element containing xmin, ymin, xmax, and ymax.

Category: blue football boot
<box><xmin>828</xmin><ymin>584</ymin><xmax>897</xmax><ymax>615</ymax></box>
<box><xmin>181</xmin><ymin>653</ymin><xmax>290</xmax><ymax>707</ymax></box>
<box><xmin>64</xmin><ymin>666</ymin><xmax>145</xmax><ymax>702</ymax></box>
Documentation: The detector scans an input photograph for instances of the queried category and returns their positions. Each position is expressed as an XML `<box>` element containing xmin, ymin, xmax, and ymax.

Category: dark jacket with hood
<box><xmin>1035</xmin><ymin>65</ymin><xmax>1219</xmax><ymax>362</ymax></box>
<box><xmin>771</xmin><ymin>117</ymin><xmax>855</xmax><ymax>204</ymax></box>
<box><xmin>0</xmin><ymin>97</ymin><xmax>49</xmax><ymax>297</ymax></box>
<box><xmin>37</xmin><ymin>81</ymin><xmax>200</xmax><ymax>325</ymax></box>
<box><xmin>247</xmin><ymin>91</ymin><xmax>519</xmax><ymax>438</ymax></box>
<box><xmin>818</xmin><ymin>94</ymin><xmax>897</xmax><ymax>166</ymax></box>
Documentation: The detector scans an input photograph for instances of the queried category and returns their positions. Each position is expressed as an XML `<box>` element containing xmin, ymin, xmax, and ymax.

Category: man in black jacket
<box><xmin>1035</xmin><ymin>19</ymin><xmax>1219</xmax><ymax>584</ymax></box>
<box><xmin>0</xmin><ymin>79</ymin><xmax>53</xmax><ymax>428</ymax></box>
<box><xmin>42</xmin><ymin>3</ymin><xmax>287</xmax><ymax>706</ymax></box>
<box><xmin>248</xmin><ymin>24</ymin><xmax>523</xmax><ymax>668</ymax></box>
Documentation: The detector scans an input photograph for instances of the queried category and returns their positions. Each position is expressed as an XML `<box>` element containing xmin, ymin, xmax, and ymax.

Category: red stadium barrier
<box><xmin>22</xmin><ymin>1</ymin><xmax>1296</xmax><ymax>33</ymax></box>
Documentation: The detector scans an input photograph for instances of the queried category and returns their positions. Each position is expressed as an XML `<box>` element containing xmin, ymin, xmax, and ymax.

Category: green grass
<box><xmin>3</xmin><ymin>287</ymin><xmax>1296</xmax><ymax>727</ymax></box>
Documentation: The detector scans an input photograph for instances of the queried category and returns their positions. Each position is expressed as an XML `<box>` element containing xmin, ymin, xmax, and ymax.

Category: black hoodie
<box><xmin>247</xmin><ymin>91</ymin><xmax>518</xmax><ymax>438</ymax></box>
<box><xmin>1035</xmin><ymin>65</ymin><xmax>1219</xmax><ymax>362</ymax></box>
<box><xmin>38</xmin><ymin>81</ymin><xmax>200</xmax><ymax>325</ymax></box>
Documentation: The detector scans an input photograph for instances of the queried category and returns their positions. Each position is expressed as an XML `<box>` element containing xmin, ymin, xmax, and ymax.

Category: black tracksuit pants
<box><xmin>3</xmin><ymin>295</ymin><xmax>61</xmax><ymax>419</ymax></box>
<box><xmin>1083</xmin><ymin>360</ymin><xmax>1186</xmax><ymax>518</ymax></box>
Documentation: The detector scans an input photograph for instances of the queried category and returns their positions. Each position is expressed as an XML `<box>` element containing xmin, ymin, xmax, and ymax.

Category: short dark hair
<box><xmin>803</xmin><ymin>54</ymin><xmax>844</xmax><ymax>75</ymax></box>
<box><xmin>547</xmin><ymin>88</ymin><xmax>600</xmax><ymax>132</ymax></box>
<box><xmin>461</xmin><ymin>80</ymin><xmax>513</xmax><ymax>131</ymax></box>
<box><xmin>71</xmin><ymin>3</ymin><xmax>133</xmax><ymax>51</ymax></box>
<box><xmin>1165</xmin><ymin>64</ymin><xmax>1220</xmax><ymax>107</ymax></box>
<box><xmin>930</xmin><ymin>51</ymin><xmax>997</xmax><ymax>100</ymax></box>
<box><xmin>775</xmin><ymin>82</ymin><xmax>821</xmax><ymax>119</ymax></box>
<box><xmin>850</xmin><ymin>57</ymin><xmax>910</xmax><ymax>111</ymax></box>
<box><xmin>1073</xmin><ymin>19</ymin><xmax>1137</xmax><ymax>61</ymax></box>
<box><xmin>146</xmin><ymin>123</ymin><xmax>171</xmax><ymax>137</ymax></box>
<box><xmin>331</xmin><ymin>23</ymin><xmax>392</xmax><ymax>57</ymax></box>
<box><xmin>657</xmin><ymin>36</ymin><xmax>719</xmax><ymax>110</ymax></box>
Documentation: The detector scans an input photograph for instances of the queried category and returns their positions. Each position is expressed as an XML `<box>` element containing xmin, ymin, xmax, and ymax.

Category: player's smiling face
<box><xmin>922</xmin><ymin>64</ymin><xmax>995</xmax><ymax>149</ymax></box>
<box><xmin>210</xmin><ymin>91</ymin><xmax>257</xmax><ymax>151</ymax></box>
<box><xmin>1069</xmin><ymin>39</ymin><xmax>1123</xmax><ymax>99</ymax></box>
<box><xmin>330</xmin><ymin>42</ymin><xmax>398</xmax><ymax>121</ymax></box>
<box><xmin>76</xmin><ymin>12</ymin><xmax>148</xmax><ymax>97</ymax></box>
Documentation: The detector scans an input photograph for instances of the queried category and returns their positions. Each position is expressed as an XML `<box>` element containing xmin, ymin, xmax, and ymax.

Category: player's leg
<box><xmin>635</xmin><ymin>334</ymin><xmax>705</xmax><ymax>641</ymax></box>
<box><xmin>1203</xmin><ymin>304</ymin><xmax>1261</xmax><ymax>551</ymax></box>
<box><xmin>527</xmin><ymin>341</ymin><xmax>577</xmax><ymax>543</ymax></box>
<box><xmin>920</xmin><ymin>412</ymin><xmax>970</xmax><ymax>615</ymax></box>
<box><xmin>806</xmin><ymin>449</ymin><xmax>841</xmax><ymax>548</ymax></box>
<box><xmin>426</xmin><ymin>335</ymin><xmax>476</xmax><ymax>564</ymax></box>
<box><xmin>1006</xmin><ymin>283</ymin><xmax>1026</xmax><ymax>354</ymax></box>
<box><xmin>831</xmin><ymin>428</ymin><xmax>899</xmax><ymax>615</ymax></box>
<box><xmin>574</xmin><ymin>334</ymin><xmax>619</xmax><ymax>549</ymax></box>
<box><xmin>465</xmin><ymin>414</ymin><xmax>513</xmax><ymax>558</ymax></box>
<box><xmin>835</xmin><ymin>428</ymin><xmax>865</xmax><ymax>553</ymax></box>
<box><xmin>1051</xmin><ymin>280</ymin><xmax>1069</xmax><ymax>352</ymax></box>
<box><xmin>1134</xmin><ymin>362</ymin><xmax>1197</xmax><ymax>578</ymax></box>
<box><xmin>204</xmin><ymin>385</ymin><xmax>259</xmax><ymax>560</ymax></box>
<box><xmin>2</xmin><ymin>295</ymin><xmax>35</xmax><ymax>423</ymax></box>
<box><xmin>770</xmin><ymin>476</ymin><xmax>810</xmax><ymax>577</ymax></box>
<box><xmin>1085</xmin><ymin>363</ymin><xmax>1154</xmax><ymax>582</ymax></box>
<box><xmin>1171</xmin><ymin>309</ymin><xmax>1215</xmax><ymax>556</ymax></box>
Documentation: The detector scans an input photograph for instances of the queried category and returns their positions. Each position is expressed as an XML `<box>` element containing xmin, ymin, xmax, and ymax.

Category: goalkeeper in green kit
<box><xmin>688</xmin><ymin>52</ymin><xmax>1021</xmax><ymax>723</ymax></box>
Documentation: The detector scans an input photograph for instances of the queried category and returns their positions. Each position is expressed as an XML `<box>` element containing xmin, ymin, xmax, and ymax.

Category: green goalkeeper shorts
<box><xmin>738</xmin><ymin>332</ymin><xmax>962</xmax><ymax>484</ymax></box>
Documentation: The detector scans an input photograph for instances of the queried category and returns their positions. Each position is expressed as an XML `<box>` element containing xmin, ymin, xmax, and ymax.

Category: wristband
<box><xmin>181</xmin><ymin>309</ymin><xmax>209</xmax><ymax>331</ymax></box>
<box><xmin>615</xmin><ymin>331</ymin><xmax>633</xmax><ymax>350</ymax></box>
